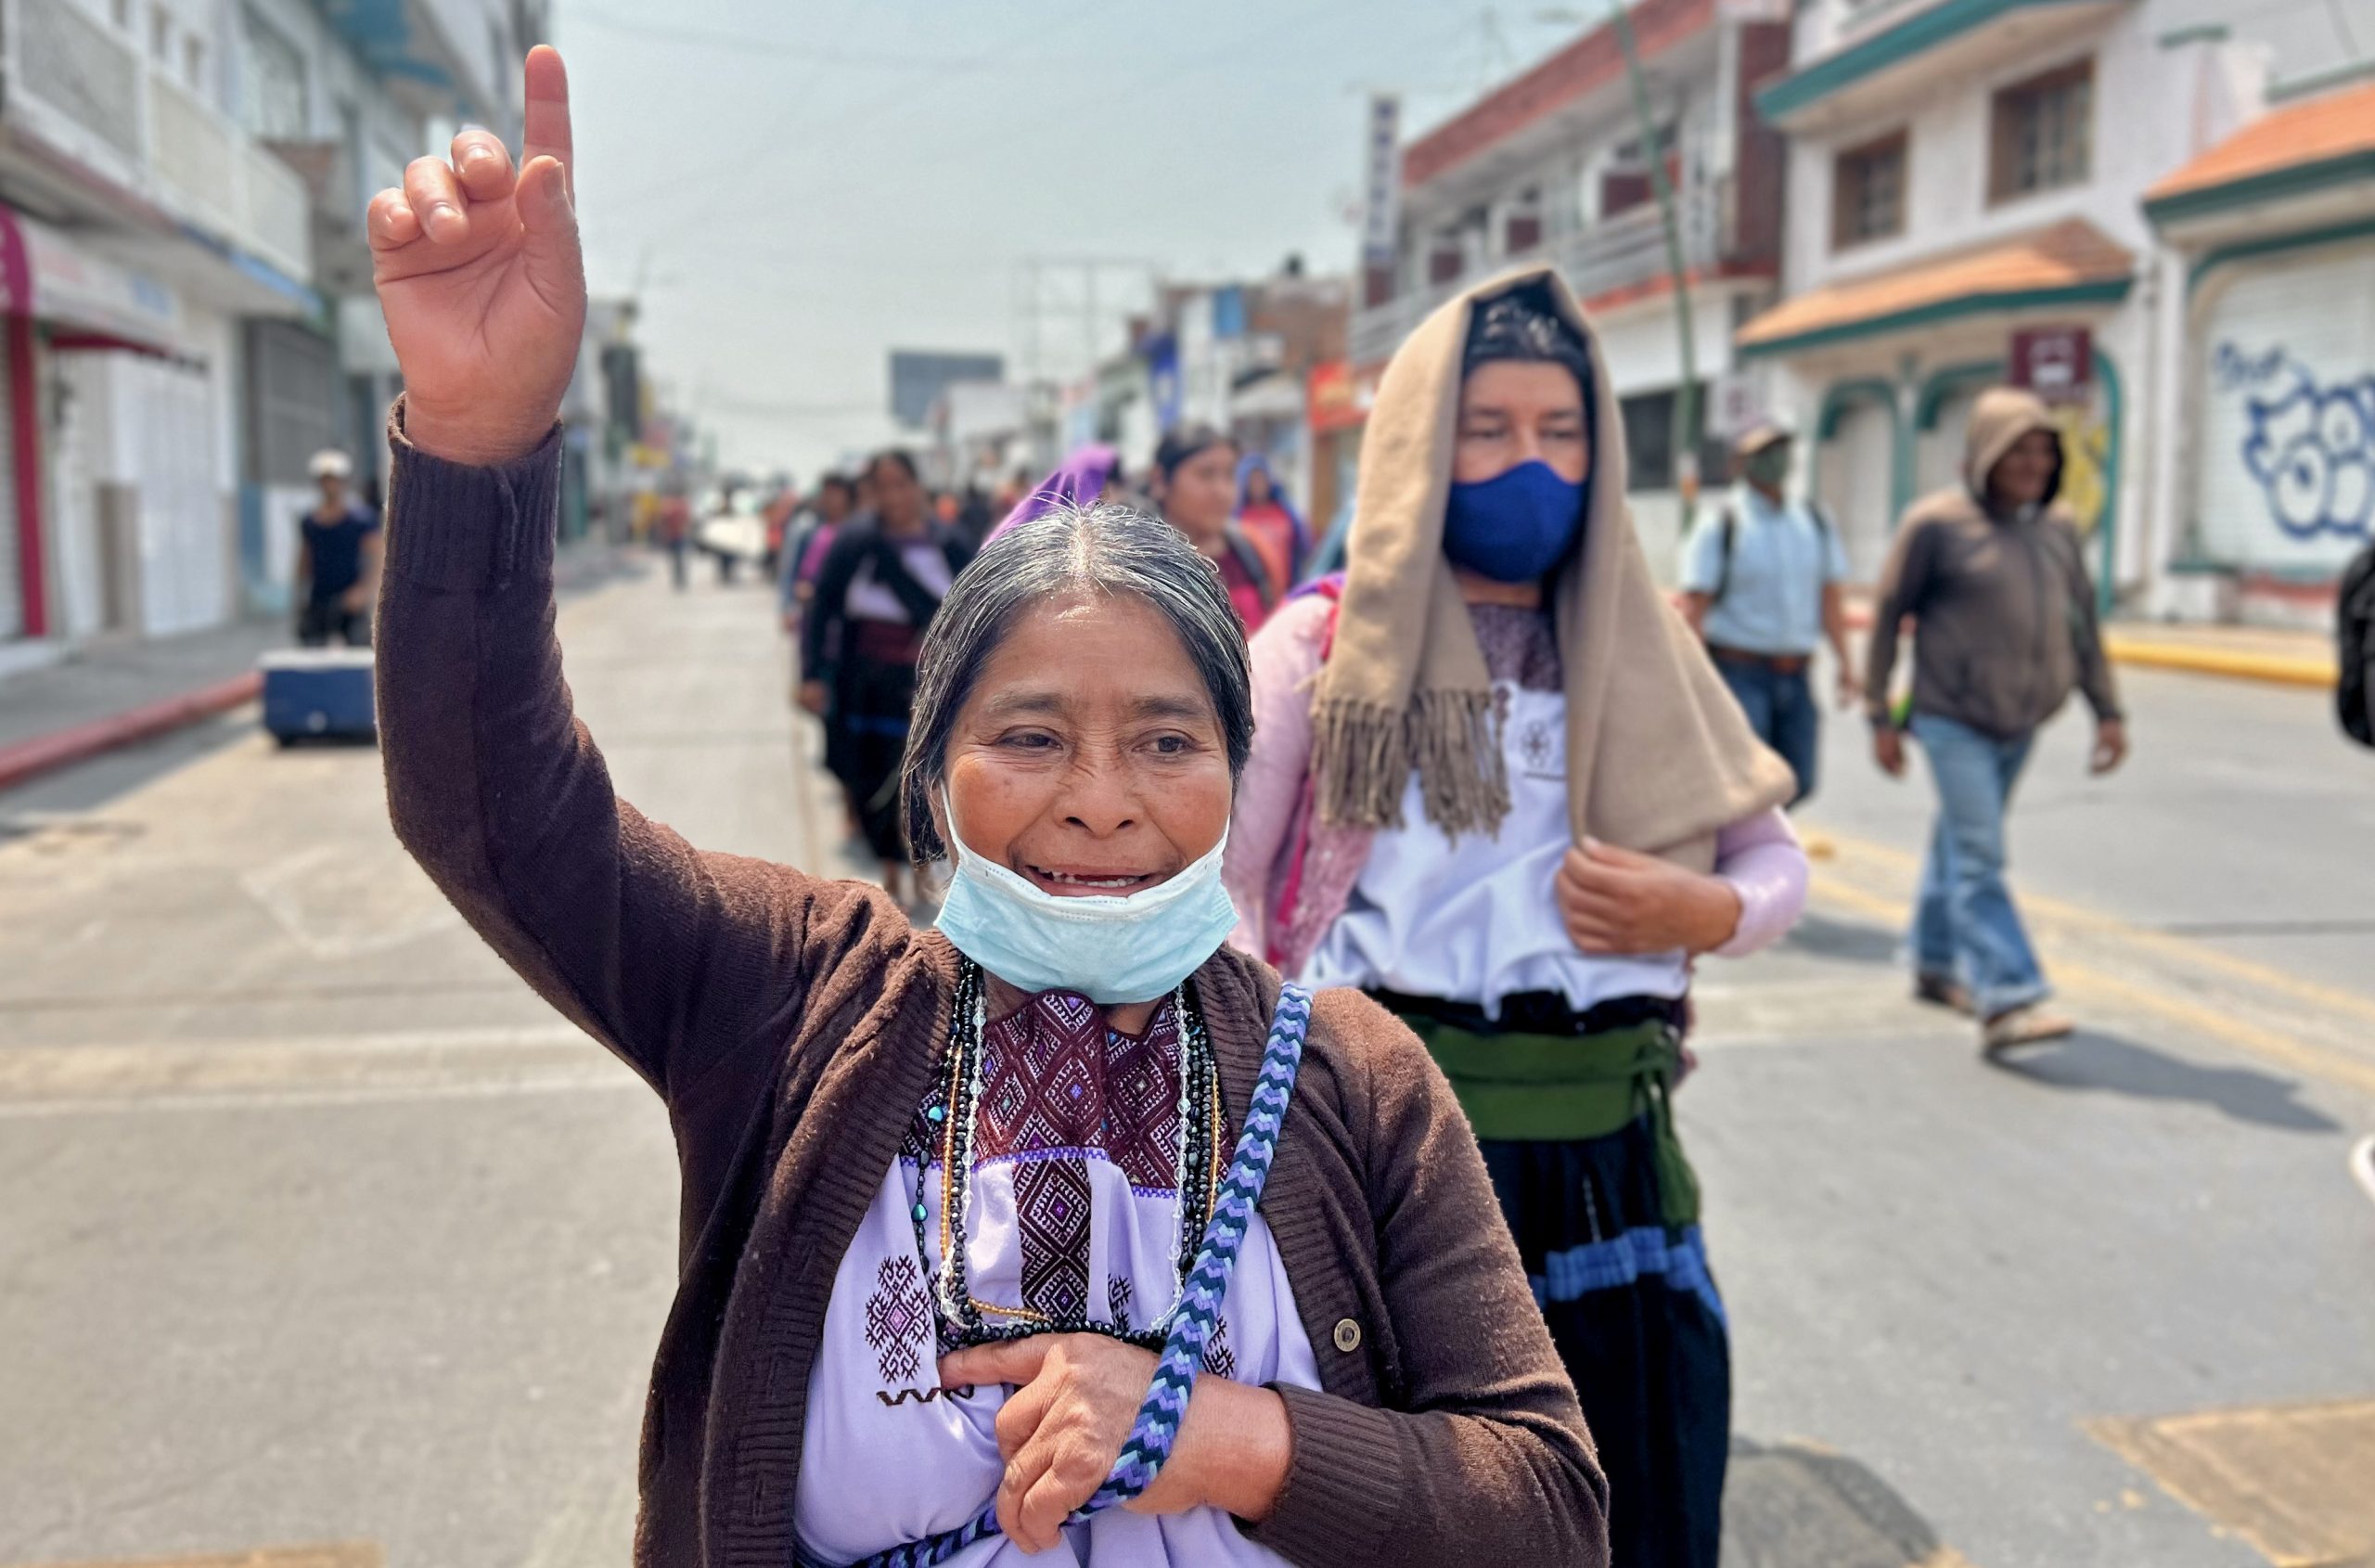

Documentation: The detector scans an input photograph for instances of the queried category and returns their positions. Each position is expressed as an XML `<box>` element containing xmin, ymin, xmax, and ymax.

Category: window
<box><xmin>1832</xmin><ymin>129</ymin><xmax>1906</xmax><ymax>249</ymax></box>
<box><xmin>1989</xmin><ymin>59</ymin><xmax>2092</xmax><ymax>203</ymax></box>
<box><xmin>1623</xmin><ymin>391</ymin><xmax>1676</xmax><ymax>488</ymax></box>
<box><xmin>243</xmin><ymin>9</ymin><xmax>310</xmax><ymax>139</ymax></box>
<box><xmin>1598</xmin><ymin>123</ymin><xmax>1677</xmax><ymax>220</ymax></box>
<box><xmin>1620</xmin><ymin>388</ymin><xmax>1726</xmax><ymax>492</ymax></box>
<box><xmin>1504</xmin><ymin>188</ymin><xmax>1542</xmax><ymax>256</ymax></box>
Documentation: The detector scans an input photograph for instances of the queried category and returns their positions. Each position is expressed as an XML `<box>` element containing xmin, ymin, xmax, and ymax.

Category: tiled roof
<box><xmin>1737</xmin><ymin>218</ymin><xmax>2133</xmax><ymax>353</ymax></box>
<box><xmin>2146</xmin><ymin>79</ymin><xmax>2375</xmax><ymax>206</ymax></box>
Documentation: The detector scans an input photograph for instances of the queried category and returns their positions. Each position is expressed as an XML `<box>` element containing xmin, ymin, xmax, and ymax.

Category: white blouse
<box><xmin>1304</xmin><ymin>680</ymin><xmax>1691</xmax><ymax>1018</ymax></box>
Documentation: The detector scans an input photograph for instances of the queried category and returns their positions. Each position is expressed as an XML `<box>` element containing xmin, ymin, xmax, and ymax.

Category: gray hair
<box><xmin>901</xmin><ymin>500</ymin><xmax>1254</xmax><ymax>862</ymax></box>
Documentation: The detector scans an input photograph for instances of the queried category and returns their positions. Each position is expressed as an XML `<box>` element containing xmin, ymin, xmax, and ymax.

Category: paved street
<box><xmin>4</xmin><ymin>559</ymin><xmax>2370</xmax><ymax>1568</ymax></box>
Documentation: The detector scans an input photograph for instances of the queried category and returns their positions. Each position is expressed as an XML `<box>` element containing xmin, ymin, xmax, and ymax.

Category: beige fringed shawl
<box><xmin>1310</xmin><ymin>266</ymin><xmax>1794</xmax><ymax>872</ymax></box>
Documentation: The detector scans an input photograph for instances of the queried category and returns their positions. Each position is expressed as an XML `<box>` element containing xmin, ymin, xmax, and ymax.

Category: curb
<box><xmin>0</xmin><ymin>671</ymin><xmax>262</xmax><ymax>794</ymax></box>
<box><xmin>2101</xmin><ymin>636</ymin><xmax>2335</xmax><ymax>689</ymax></box>
<box><xmin>1839</xmin><ymin>604</ymin><xmax>2334</xmax><ymax>690</ymax></box>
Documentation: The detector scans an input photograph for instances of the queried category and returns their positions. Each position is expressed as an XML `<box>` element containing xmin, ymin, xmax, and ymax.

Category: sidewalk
<box><xmin>0</xmin><ymin>541</ymin><xmax>638</xmax><ymax>793</ymax></box>
<box><xmin>2100</xmin><ymin>620</ymin><xmax>2337</xmax><ymax>688</ymax></box>
<box><xmin>1838</xmin><ymin>588</ymin><xmax>2337</xmax><ymax>689</ymax></box>
<box><xmin>0</xmin><ymin>618</ymin><xmax>282</xmax><ymax>790</ymax></box>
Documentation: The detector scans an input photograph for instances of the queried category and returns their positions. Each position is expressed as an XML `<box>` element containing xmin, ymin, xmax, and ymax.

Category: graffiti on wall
<box><xmin>2215</xmin><ymin>341</ymin><xmax>2375</xmax><ymax>541</ymax></box>
<box><xmin>2050</xmin><ymin>406</ymin><xmax>2109</xmax><ymax>535</ymax></box>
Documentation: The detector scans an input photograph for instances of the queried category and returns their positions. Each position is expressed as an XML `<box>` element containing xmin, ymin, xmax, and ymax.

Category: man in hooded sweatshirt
<box><xmin>1865</xmin><ymin>387</ymin><xmax>2126</xmax><ymax>1052</ymax></box>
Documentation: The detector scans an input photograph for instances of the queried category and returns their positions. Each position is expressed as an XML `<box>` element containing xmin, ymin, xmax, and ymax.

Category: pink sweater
<box><xmin>1224</xmin><ymin>593</ymin><xmax>1808</xmax><ymax>978</ymax></box>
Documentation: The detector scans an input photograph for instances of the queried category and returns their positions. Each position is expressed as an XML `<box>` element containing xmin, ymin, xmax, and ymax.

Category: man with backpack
<box><xmin>1680</xmin><ymin>422</ymin><xmax>1859</xmax><ymax>804</ymax></box>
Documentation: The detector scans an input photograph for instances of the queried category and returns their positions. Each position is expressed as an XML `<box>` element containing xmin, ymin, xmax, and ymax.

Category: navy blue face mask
<box><xmin>1442</xmin><ymin>460</ymin><xmax>1585</xmax><ymax>583</ymax></box>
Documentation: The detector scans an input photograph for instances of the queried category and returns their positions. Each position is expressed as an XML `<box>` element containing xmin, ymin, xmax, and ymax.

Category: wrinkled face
<box><xmin>936</xmin><ymin>593</ymin><xmax>1231</xmax><ymax>898</ymax></box>
<box><xmin>1988</xmin><ymin>430</ymin><xmax>2060</xmax><ymax>509</ymax></box>
<box><xmin>1454</xmin><ymin>361</ymin><xmax>1590</xmax><ymax>486</ymax></box>
<box><xmin>1157</xmin><ymin>444</ymin><xmax>1239</xmax><ymax>542</ymax></box>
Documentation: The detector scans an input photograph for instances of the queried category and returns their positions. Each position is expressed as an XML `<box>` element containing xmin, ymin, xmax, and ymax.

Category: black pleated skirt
<box><xmin>1480</xmin><ymin>1114</ymin><xmax>1730</xmax><ymax>1568</ymax></box>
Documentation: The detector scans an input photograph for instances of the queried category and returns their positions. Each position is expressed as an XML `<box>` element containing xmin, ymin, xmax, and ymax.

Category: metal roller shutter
<box><xmin>2193</xmin><ymin>245</ymin><xmax>2375</xmax><ymax>574</ymax></box>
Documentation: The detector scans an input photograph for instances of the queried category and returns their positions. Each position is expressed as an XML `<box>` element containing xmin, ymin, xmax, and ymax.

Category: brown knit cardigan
<box><xmin>375</xmin><ymin>408</ymin><xmax>1609</xmax><ymax>1568</ymax></box>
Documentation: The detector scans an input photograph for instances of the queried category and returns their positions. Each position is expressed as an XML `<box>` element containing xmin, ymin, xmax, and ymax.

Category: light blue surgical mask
<box><xmin>932</xmin><ymin>797</ymin><xmax>1239</xmax><ymax>1004</ymax></box>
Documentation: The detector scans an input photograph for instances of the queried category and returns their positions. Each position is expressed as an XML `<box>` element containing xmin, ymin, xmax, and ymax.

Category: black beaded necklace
<box><xmin>908</xmin><ymin>958</ymin><xmax>1223</xmax><ymax>1354</ymax></box>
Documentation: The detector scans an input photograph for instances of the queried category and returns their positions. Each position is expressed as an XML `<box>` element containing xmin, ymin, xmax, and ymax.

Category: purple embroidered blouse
<box><xmin>794</xmin><ymin>991</ymin><xmax>1321</xmax><ymax>1565</ymax></box>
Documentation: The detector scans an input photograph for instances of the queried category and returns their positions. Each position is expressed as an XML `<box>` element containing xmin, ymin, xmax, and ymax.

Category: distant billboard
<box><xmin>890</xmin><ymin>350</ymin><xmax>1007</xmax><ymax>430</ymax></box>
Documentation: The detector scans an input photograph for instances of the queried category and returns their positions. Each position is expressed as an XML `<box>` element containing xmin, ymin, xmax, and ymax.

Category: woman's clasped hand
<box><xmin>937</xmin><ymin>1335</ymin><xmax>1290</xmax><ymax>1553</ymax></box>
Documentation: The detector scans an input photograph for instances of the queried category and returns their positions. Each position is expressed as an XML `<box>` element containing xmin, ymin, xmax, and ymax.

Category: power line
<box><xmin>568</xmin><ymin>6</ymin><xmax>1049</xmax><ymax>69</ymax></box>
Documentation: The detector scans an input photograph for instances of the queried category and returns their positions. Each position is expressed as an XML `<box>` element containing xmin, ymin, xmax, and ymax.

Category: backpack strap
<box><xmin>1711</xmin><ymin>507</ymin><xmax>1739</xmax><ymax>609</ymax></box>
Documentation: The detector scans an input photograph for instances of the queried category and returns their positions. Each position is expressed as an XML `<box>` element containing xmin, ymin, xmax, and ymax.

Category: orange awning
<box><xmin>1737</xmin><ymin>218</ymin><xmax>2132</xmax><ymax>357</ymax></box>
<box><xmin>2146</xmin><ymin>80</ymin><xmax>2375</xmax><ymax>218</ymax></box>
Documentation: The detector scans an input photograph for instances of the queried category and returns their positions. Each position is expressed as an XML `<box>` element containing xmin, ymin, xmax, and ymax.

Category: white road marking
<box><xmin>0</xmin><ymin>1022</ymin><xmax>636</xmax><ymax>1113</ymax></box>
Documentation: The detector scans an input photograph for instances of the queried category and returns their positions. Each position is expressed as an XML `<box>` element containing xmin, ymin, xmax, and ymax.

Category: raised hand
<box><xmin>367</xmin><ymin>45</ymin><xmax>584</xmax><ymax>467</ymax></box>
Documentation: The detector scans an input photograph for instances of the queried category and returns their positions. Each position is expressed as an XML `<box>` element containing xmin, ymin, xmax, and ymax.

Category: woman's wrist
<box><xmin>1687</xmin><ymin>872</ymin><xmax>1744</xmax><ymax>955</ymax></box>
<box><xmin>1174</xmin><ymin>1377</ymin><xmax>1291</xmax><ymax>1523</ymax></box>
<box><xmin>399</xmin><ymin>395</ymin><xmax>554</xmax><ymax>469</ymax></box>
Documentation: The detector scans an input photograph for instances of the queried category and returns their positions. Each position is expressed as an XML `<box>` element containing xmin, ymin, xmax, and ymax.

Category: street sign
<box><xmin>1707</xmin><ymin>372</ymin><xmax>1767</xmax><ymax>441</ymax></box>
<box><xmin>2009</xmin><ymin>326</ymin><xmax>2092</xmax><ymax>405</ymax></box>
<box><xmin>1361</xmin><ymin>95</ymin><xmax>1402</xmax><ymax>268</ymax></box>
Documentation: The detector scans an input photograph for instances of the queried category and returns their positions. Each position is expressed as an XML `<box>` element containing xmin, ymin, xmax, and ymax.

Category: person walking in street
<box><xmin>1151</xmin><ymin>426</ymin><xmax>1288</xmax><ymax>635</ymax></box>
<box><xmin>1225</xmin><ymin>272</ymin><xmax>1806</xmax><ymax>1568</ymax></box>
<box><xmin>656</xmin><ymin>477</ymin><xmax>692</xmax><ymax>590</ymax></box>
<box><xmin>362</xmin><ymin>54</ymin><xmax>1611</xmax><ymax>1564</ymax></box>
<box><xmin>801</xmin><ymin>450</ymin><xmax>974</xmax><ymax>906</ymax></box>
<box><xmin>1679</xmin><ymin>424</ymin><xmax>1858</xmax><ymax>806</ymax></box>
<box><xmin>778</xmin><ymin>471</ymin><xmax>854</xmax><ymax>642</ymax></box>
<box><xmin>1234</xmin><ymin>453</ymin><xmax>1310</xmax><ymax>585</ymax></box>
<box><xmin>295</xmin><ymin>448</ymin><xmax>382</xmax><ymax>649</ymax></box>
<box><xmin>1865</xmin><ymin>387</ymin><xmax>2127</xmax><ymax>1052</ymax></box>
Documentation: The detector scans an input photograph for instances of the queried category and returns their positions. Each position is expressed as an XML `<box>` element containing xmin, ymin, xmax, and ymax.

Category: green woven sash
<box><xmin>1402</xmin><ymin>1013</ymin><xmax>1701</xmax><ymax>1227</ymax></box>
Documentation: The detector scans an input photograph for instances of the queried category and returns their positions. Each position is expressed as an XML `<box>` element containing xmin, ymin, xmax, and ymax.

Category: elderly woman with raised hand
<box><xmin>1226</xmin><ymin>271</ymin><xmax>1810</xmax><ymax>1568</ymax></box>
<box><xmin>366</xmin><ymin>49</ymin><xmax>1606</xmax><ymax>1568</ymax></box>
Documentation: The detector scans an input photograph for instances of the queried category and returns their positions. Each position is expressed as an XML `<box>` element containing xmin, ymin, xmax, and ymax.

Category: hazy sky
<box><xmin>553</xmin><ymin>1</ymin><xmax>1583</xmax><ymax>477</ymax></box>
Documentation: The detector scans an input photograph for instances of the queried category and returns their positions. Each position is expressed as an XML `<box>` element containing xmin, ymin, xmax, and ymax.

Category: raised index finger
<box><xmin>521</xmin><ymin>45</ymin><xmax>571</xmax><ymax>177</ymax></box>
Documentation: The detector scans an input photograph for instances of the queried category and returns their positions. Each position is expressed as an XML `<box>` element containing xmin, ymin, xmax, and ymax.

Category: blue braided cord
<box><xmin>1081</xmin><ymin>983</ymin><xmax>1309</xmax><ymax>1513</ymax></box>
<box><xmin>836</xmin><ymin>983</ymin><xmax>1311</xmax><ymax>1568</ymax></box>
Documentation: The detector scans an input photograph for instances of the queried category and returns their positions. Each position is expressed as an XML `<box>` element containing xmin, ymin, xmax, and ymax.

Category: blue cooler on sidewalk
<box><xmin>261</xmin><ymin>649</ymin><xmax>377</xmax><ymax>744</ymax></box>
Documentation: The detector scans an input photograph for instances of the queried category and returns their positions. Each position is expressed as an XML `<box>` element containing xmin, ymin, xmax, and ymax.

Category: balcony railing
<box><xmin>9</xmin><ymin>0</ymin><xmax>315</xmax><ymax>291</ymax></box>
<box><xmin>1350</xmin><ymin>191</ymin><xmax>1721</xmax><ymax>366</ymax></box>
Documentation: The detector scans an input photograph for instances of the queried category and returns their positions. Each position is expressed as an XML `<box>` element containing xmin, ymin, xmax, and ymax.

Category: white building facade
<box><xmin>1740</xmin><ymin>0</ymin><xmax>2348</xmax><ymax>615</ymax></box>
<box><xmin>0</xmin><ymin>0</ymin><xmax>540</xmax><ymax>669</ymax></box>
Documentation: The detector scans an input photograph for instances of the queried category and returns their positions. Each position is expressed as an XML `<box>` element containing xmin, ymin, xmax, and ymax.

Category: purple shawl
<box><xmin>987</xmin><ymin>443</ymin><xmax>1119</xmax><ymax>543</ymax></box>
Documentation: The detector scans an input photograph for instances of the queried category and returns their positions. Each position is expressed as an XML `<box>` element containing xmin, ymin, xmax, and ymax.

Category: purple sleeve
<box><xmin>1709</xmin><ymin>806</ymin><xmax>1807</xmax><ymax>958</ymax></box>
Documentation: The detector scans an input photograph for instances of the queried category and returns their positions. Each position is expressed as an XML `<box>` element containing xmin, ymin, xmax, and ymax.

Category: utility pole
<box><xmin>1607</xmin><ymin>0</ymin><xmax>1701</xmax><ymax>533</ymax></box>
<box><xmin>1542</xmin><ymin>3</ymin><xmax>1702</xmax><ymax>531</ymax></box>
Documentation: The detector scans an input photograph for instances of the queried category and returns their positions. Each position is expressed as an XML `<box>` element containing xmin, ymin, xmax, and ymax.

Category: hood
<box><xmin>1312</xmin><ymin>264</ymin><xmax>1793</xmax><ymax>865</ymax></box>
<box><xmin>1964</xmin><ymin>387</ymin><xmax>2063</xmax><ymax>510</ymax></box>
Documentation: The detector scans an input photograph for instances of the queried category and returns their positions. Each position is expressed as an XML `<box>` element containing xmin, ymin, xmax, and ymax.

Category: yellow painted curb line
<box><xmin>2103</xmin><ymin>636</ymin><xmax>2335</xmax><ymax>689</ymax></box>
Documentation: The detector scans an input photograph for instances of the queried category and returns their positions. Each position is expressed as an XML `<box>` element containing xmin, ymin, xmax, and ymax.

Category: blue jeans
<box><xmin>1908</xmin><ymin>713</ymin><xmax>2048</xmax><ymax>1019</ymax></box>
<box><xmin>1717</xmin><ymin>659</ymin><xmax>1818</xmax><ymax>805</ymax></box>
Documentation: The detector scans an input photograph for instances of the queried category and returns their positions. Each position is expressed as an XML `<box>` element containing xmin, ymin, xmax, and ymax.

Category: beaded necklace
<box><xmin>909</xmin><ymin>958</ymin><xmax>1224</xmax><ymax>1353</ymax></box>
